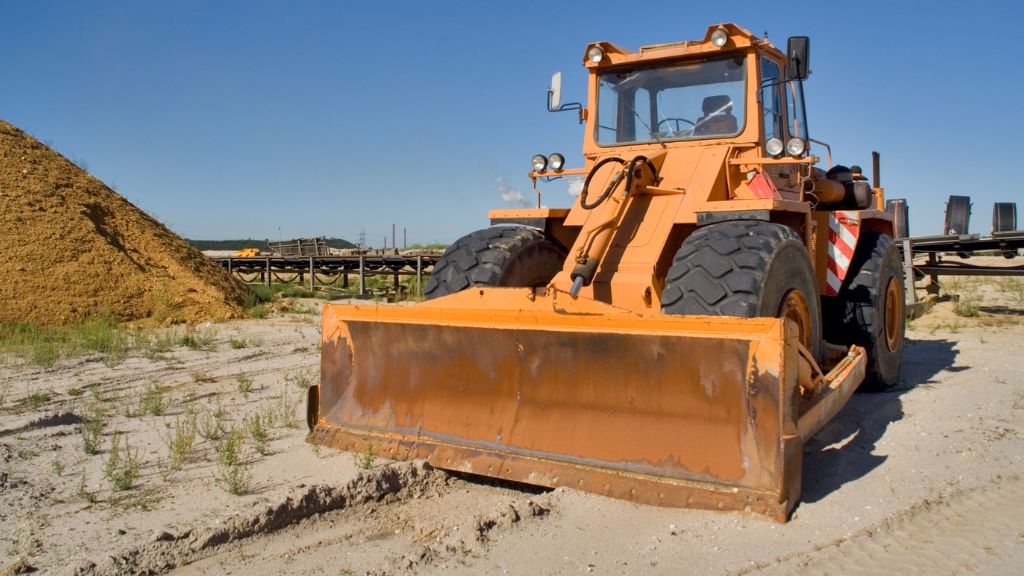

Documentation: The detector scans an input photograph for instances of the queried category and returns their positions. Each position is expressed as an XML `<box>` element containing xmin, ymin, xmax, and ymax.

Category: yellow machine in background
<box><xmin>308</xmin><ymin>24</ymin><xmax>905</xmax><ymax>521</ymax></box>
<box><xmin>233</xmin><ymin>248</ymin><xmax>262</xmax><ymax>257</ymax></box>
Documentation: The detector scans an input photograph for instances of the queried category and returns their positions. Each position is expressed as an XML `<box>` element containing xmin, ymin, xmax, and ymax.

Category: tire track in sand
<box><xmin>739</xmin><ymin>475</ymin><xmax>1024</xmax><ymax>576</ymax></box>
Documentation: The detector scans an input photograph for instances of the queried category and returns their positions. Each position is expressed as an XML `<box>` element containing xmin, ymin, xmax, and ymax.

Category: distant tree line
<box><xmin>188</xmin><ymin>237</ymin><xmax>357</xmax><ymax>251</ymax></box>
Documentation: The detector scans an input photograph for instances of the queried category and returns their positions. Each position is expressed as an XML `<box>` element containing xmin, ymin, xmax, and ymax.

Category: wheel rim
<box><xmin>883</xmin><ymin>277</ymin><xmax>903</xmax><ymax>352</ymax></box>
<box><xmin>779</xmin><ymin>290</ymin><xmax>813</xmax><ymax>351</ymax></box>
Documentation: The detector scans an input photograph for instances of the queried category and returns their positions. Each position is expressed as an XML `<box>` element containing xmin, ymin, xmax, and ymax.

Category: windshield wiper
<box><xmin>625</xmin><ymin>100</ymin><xmax>666</xmax><ymax>148</ymax></box>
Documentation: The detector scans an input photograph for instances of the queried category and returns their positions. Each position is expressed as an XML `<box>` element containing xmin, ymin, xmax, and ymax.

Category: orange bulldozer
<box><xmin>308</xmin><ymin>24</ymin><xmax>905</xmax><ymax>521</ymax></box>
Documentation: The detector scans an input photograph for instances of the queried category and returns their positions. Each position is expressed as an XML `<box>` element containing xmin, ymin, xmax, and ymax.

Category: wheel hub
<box><xmin>883</xmin><ymin>277</ymin><xmax>903</xmax><ymax>352</ymax></box>
<box><xmin>779</xmin><ymin>290</ymin><xmax>813</xmax><ymax>351</ymax></box>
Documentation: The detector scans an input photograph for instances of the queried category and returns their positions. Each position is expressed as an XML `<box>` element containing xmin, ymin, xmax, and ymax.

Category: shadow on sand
<box><xmin>799</xmin><ymin>337</ymin><xmax>959</xmax><ymax>505</ymax></box>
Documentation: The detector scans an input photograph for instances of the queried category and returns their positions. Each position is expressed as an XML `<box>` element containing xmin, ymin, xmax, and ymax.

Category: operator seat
<box><xmin>693</xmin><ymin>95</ymin><xmax>738</xmax><ymax>136</ymax></box>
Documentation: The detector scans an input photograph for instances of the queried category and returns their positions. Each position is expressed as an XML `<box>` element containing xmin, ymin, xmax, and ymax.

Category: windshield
<box><xmin>595</xmin><ymin>56</ymin><xmax>746</xmax><ymax>146</ymax></box>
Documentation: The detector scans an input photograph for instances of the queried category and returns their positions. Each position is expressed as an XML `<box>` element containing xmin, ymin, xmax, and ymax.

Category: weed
<box><xmin>139</xmin><ymin>382</ymin><xmax>168</xmax><ymax>416</ymax></box>
<box><xmin>31</xmin><ymin>342</ymin><xmax>61</xmax><ymax>367</ymax></box>
<box><xmin>953</xmin><ymin>293</ymin><xmax>980</xmax><ymax>317</ymax></box>
<box><xmin>212</xmin><ymin>398</ymin><xmax>228</xmax><ymax>421</ymax></box>
<box><xmin>144</xmin><ymin>329</ymin><xmax>178</xmax><ymax>359</ymax></box>
<box><xmin>246</xmin><ymin>305</ymin><xmax>272</xmax><ymax>319</ymax></box>
<box><xmin>259</xmin><ymin>401</ymin><xmax>279</xmax><ymax>429</ymax></box>
<box><xmin>278</xmin><ymin>285</ymin><xmax>317</xmax><ymax>299</ymax></box>
<box><xmin>353</xmin><ymin>444</ymin><xmax>377</xmax><ymax>470</ymax></box>
<box><xmin>275</xmin><ymin>387</ymin><xmax>299</xmax><ymax>429</ymax></box>
<box><xmin>51</xmin><ymin>459</ymin><xmax>65</xmax><ymax>477</ymax></box>
<box><xmin>18</xmin><ymin>391</ymin><xmax>52</xmax><ymax>410</ymax></box>
<box><xmin>163</xmin><ymin>414</ymin><xmax>198</xmax><ymax>469</ymax></box>
<box><xmin>244</xmin><ymin>413</ymin><xmax>270</xmax><ymax>455</ymax></box>
<box><xmin>67</xmin><ymin>387</ymin><xmax>85</xmax><ymax>397</ymax></box>
<box><xmin>943</xmin><ymin>277</ymin><xmax>967</xmax><ymax>294</ymax></box>
<box><xmin>81</xmin><ymin>402</ymin><xmax>107</xmax><ymax>455</ymax></box>
<box><xmin>216</xmin><ymin>427</ymin><xmax>251</xmax><ymax>495</ymax></box>
<box><xmin>76</xmin><ymin>313</ymin><xmax>127</xmax><ymax>365</ymax></box>
<box><xmin>997</xmin><ymin>277</ymin><xmax>1024</xmax><ymax>301</ymax></box>
<box><xmin>77</xmin><ymin>472</ymin><xmax>97</xmax><ymax>504</ymax></box>
<box><xmin>236</xmin><ymin>373</ymin><xmax>254</xmax><ymax>396</ymax></box>
<box><xmin>228</xmin><ymin>337</ymin><xmax>248</xmax><ymax>349</ymax></box>
<box><xmin>179</xmin><ymin>326</ymin><xmax>217</xmax><ymax>351</ymax></box>
<box><xmin>196</xmin><ymin>408</ymin><xmax>226</xmax><ymax>440</ymax></box>
<box><xmin>104</xmin><ymin>432</ymin><xmax>141</xmax><ymax>491</ymax></box>
<box><xmin>246</xmin><ymin>284</ymin><xmax>275</xmax><ymax>306</ymax></box>
<box><xmin>285</xmin><ymin>368</ymin><xmax>318</xmax><ymax>389</ymax></box>
<box><xmin>216</xmin><ymin>427</ymin><xmax>244</xmax><ymax>466</ymax></box>
<box><xmin>0</xmin><ymin>323</ymin><xmax>65</xmax><ymax>367</ymax></box>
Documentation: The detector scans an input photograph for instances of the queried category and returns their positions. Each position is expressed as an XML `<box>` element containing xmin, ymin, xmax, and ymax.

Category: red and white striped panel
<box><xmin>826</xmin><ymin>212</ymin><xmax>860</xmax><ymax>296</ymax></box>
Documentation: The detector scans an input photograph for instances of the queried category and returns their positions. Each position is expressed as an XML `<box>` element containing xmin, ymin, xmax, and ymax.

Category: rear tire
<box><xmin>662</xmin><ymin>221</ymin><xmax>822</xmax><ymax>362</ymax></box>
<box><xmin>944</xmin><ymin>195</ymin><xmax>971</xmax><ymax>235</ymax></box>
<box><xmin>823</xmin><ymin>232</ymin><xmax>905</xmax><ymax>391</ymax></box>
<box><xmin>993</xmin><ymin>202</ymin><xmax>1017</xmax><ymax>233</ymax></box>
<box><xmin>424</xmin><ymin>226</ymin><xmax>566</xmax><ymax>300</ymax></box>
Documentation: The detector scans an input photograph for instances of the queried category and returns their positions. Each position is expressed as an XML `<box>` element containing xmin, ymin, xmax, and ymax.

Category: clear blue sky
<box><xmin>2</xmin><ymin>1</ymin><xmax>1021</xmax><ymax>245</ymax></box>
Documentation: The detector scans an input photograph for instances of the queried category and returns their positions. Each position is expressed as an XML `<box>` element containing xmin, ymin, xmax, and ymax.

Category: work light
<box><xmin>531</xmin><ymin>154</ymin><xmax>548</xmax><ymax>172</ymax></box>
<box><xmin>785</xmin><ymin>138</ymin><xmax>806</xmax><ymax>157</ymax></box>
<box><xmin>711</xmin><ymin>28</ymin><xmax>729</xmax><ymax>48</ymax></box>
<box><xmin>548</xmin><ymin>153</ymin><xmax>565</xmax><ymax>172</ymax></box>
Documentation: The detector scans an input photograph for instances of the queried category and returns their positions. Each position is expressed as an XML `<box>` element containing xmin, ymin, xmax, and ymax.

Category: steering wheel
<box><xmin>657</xmin><ymin>117</ymin><xmax>696</xmax><ymax>133</ymax></box>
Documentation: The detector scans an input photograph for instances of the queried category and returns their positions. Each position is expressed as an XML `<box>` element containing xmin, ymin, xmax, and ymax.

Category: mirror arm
<box><xmin>547</xmin><ymin>90</ymin><xmax>585</xmax><ymax>124</ymax></box>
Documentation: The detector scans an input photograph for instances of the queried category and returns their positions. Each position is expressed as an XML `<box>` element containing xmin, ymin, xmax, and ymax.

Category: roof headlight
<box><xmin>711</xmin><ymin>28</ymin><xmax>729</xmax><ymax>48</ymax></box>
<box><xmin>548</xmin><ymin>153</ymin><xmax>565</xmax><ymax>172</ymax></box>
<box><xmin>765</xmin><ymin>138</ymin><xmax>784</xmax><ymax>157</ymax></box>
<box><xmin>785</xmin><ymin>138</ymin><xmax>806</xmax><ymax>157</ymax></box>
<box><xmin>531</xmin><ymin>154</ymin><xmax>548</xmax><ymax>172</ymax></box>
<box><xmin>587</xmin><ymin>46</ymin><xmax>605</xmax><ymax>64</ymax></box>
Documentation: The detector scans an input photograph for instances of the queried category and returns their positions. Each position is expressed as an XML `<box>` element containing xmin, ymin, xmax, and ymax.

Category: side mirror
<box><xmin>548</xmin><ymin>71</ymin><xmax>562</xmax><ymax>111</ymax></box>
<box><xmin>786</xmin><ymin>36</ymin><xmax>810</xmax><ymax>81</ymax></box>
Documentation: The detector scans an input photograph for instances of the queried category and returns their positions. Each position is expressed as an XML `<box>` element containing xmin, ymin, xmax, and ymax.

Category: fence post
<box><xmin>358</xmin><ymin>254</ymin><xmax>366</xmax><ymax>296</ymax></box>
<box><xmin>309</xmin><ymin>256</ymin><xmax>315</xmax><ymax>291</ymax></box>
<box><xmin>416</xmin><ymin>256</ymin><xmax>423</xmax><ymax>298</ymax></box>
<box><xmin>901</xmin><ymin>238</ymin><xmax>917</xmax><ymax>305</ymax></box>
<box><xmin>265</xmin><ymin>257</ymin><xmax>271</xmax><ymax>289</ymax></box>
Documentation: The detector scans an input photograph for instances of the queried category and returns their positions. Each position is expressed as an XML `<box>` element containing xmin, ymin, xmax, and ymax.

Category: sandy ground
<box><xmin>2</xmin><ymin>278</ymin><xmax>1023</xmax><ymax>575</ymax></box>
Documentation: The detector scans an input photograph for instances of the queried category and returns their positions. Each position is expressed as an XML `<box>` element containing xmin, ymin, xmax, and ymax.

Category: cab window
<box><xmin>760</xmin><ymin>58</ymin><xmax>784</xmax><ymax>145</ymax></box>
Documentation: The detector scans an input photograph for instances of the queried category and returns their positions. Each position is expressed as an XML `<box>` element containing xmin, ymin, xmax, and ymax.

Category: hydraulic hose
<box><xmin>570</xmin><ymin>155</ymin><xmax>659</xmax><ymax>297</ymax></box>
<box><xmin>579</xmin><ymin>157</ymin><xmax>626</xmax><ymax>210</ymax></box>
<box><xmin>578</xmin><ymin>156</ymin><xmax>658</xmax><ymax>210</ymax></box>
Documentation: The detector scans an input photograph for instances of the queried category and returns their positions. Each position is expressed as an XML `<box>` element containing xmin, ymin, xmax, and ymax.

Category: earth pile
<box><xmin>0</xmin><ymin>119</ymin><xmax>247</xmax><ymax>324</ymax></box>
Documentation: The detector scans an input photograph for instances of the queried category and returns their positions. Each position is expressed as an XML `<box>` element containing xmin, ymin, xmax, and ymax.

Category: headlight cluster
<box><xmin>531</xmin><ymin>153</ymin><xmax>565</xmax><ymax>173</ymax></box>
<box><xmin>766</xmin><ymin>137</ymin><xmax>807</xmax><ymax>158</ymax></box>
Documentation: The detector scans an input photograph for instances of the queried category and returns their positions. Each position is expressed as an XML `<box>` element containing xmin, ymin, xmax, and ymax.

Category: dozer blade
<box><xmin>310</xmin><ymin>288</ymin><xmax>865</xmax><ymax>521</ymax></box>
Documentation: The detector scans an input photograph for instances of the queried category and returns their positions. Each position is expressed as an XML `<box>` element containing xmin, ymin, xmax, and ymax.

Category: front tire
<box><xmin>661</xmin><ymin>221</ymin><xmax>822</xmax><ymax>362</ymax></box>
<box><xmin>424</xmin><ymin>226</ymin><xmax>566</xmax><ymax>300</ymax></box>
<box><xmin>824</xmin><ymin>232</ymin><xmax>905</xmax><ymax>390</ymax></box>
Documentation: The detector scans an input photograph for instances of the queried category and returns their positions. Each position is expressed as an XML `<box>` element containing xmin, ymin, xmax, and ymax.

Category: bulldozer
<box><xmin>308</xmin><ymin>24</ymin><xmax>905</xmax><ymax>521</ymax></box>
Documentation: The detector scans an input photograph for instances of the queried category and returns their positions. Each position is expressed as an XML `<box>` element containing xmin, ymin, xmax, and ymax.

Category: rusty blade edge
<box><xmin>309</xmin><ymin>423</ymin><xmax>792</xmax><ymax>522</ymax></box>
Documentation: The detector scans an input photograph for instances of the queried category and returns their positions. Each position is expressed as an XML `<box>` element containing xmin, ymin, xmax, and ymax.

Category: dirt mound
<box><xmin>0</xmin><ymin>119</ymin><xmax>247</xmax><ymax>325</ymax></box>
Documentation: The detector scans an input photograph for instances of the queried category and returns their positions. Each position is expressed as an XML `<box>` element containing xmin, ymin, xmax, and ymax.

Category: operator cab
<box><xmin>595</xmin><ymin>55</ymin><xmax>746</xmax><ymax>145</ymax></box>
